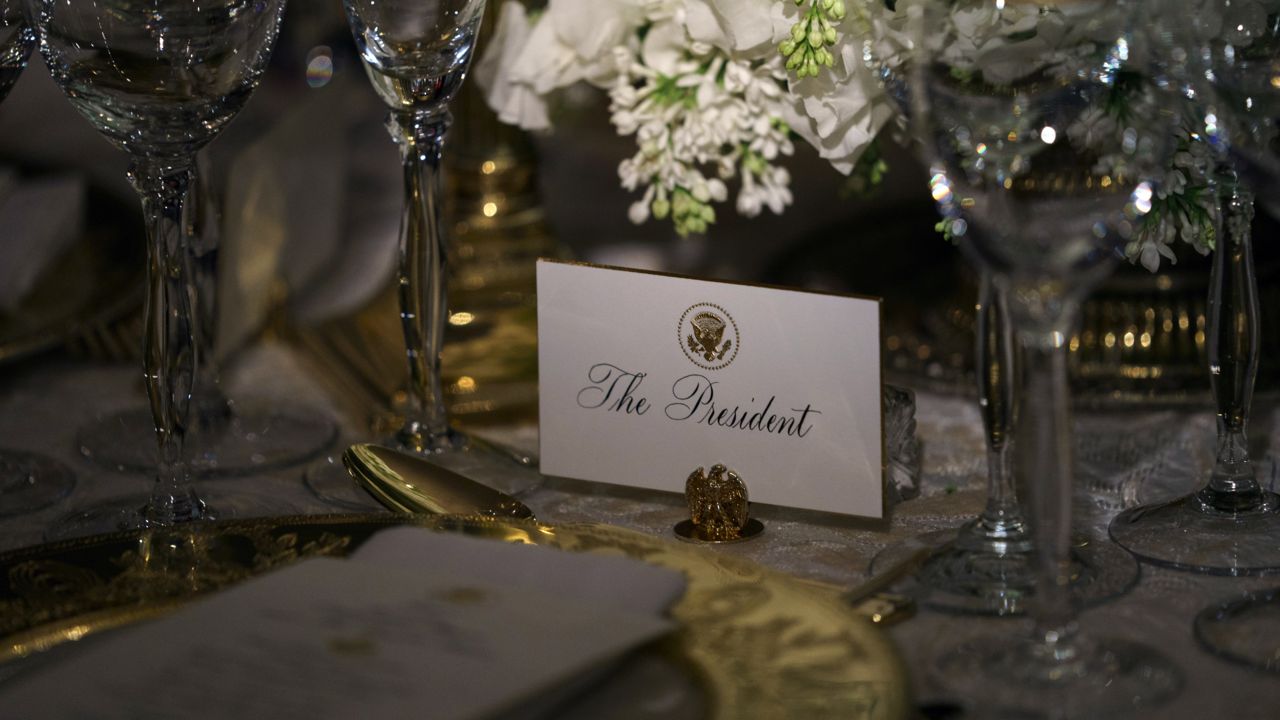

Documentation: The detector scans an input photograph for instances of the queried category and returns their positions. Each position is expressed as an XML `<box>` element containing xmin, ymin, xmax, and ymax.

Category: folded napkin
<box><xmin>0</xmin><ymin>527</ymin><xmax>686</xmax><ymax>720</ymax></box>
<box><xmin>0</xmin><ymin>171</ymin><xmax>85</xmax><ymax>313</ymax></box>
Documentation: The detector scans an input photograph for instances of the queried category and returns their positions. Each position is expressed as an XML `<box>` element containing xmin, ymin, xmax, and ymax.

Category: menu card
<box><xmin>0</xmin><ymin>528</ymin><xmax>685</xmax><ymax>719</ymax></box>
<box><xmin>538</xmin><ymin>259</ymin><xmax>885</xmax><ymax>518</ymax></box>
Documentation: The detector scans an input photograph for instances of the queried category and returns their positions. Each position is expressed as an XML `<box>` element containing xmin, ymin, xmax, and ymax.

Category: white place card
<box><xmin>537</xmin><ymin>260</ymin><xmax>884</xmax><ymax>518</ymax></box>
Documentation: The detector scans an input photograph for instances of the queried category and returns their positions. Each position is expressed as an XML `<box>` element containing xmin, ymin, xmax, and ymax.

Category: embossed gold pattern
<box><xmin>0</xmin><ymin>514</ymin><xmax>908</xmax><ymax>719</ymax></box>
<box><xmin>679</xmin><ymin>302</ymin><xmax>740</xmax><ymax>370</ymax></box>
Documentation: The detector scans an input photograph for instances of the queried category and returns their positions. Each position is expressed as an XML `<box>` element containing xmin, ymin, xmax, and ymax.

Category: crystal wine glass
<box><xmin>906</xmin><ymin>0</ymin><xmax>1187</xmax><ymax>711</ymax></box>
<box><xmin>74</xmin><ymin>156</ymin><xmax>338</xmax><ymax>479</ymax></box>
<box><xmin>30</xmin><ymin>0</ymin><xmax>287</xmax><ymax>533</ymax></box>
<box><xmin>864</xmin><ymin>6</ymin><xmax>1137</xmax><ymax>616</ymax></box>
<box><xmin>1132</xmin><ymin>0</ymin><xmax>1280</xmax><ymax>673</ymax></box>
<box><xmin>0</xmin><ymin>0</ymin><xmax>76</xmax><ymax>517</ymax></box>
<box><xmin>308</xmin><ymin>0</ymin><xmax>537</xmax><ymax>507</ymax></box>
<box><xmin>1110</xmin><ymin>0</ymin><xmax>1280</xmax><ymax>577</ymax></box>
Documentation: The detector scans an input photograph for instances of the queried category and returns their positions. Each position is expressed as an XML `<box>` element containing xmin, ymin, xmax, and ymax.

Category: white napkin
<box><xmin>0</xmin><ymin>527</ymin><xmax>686</xmax><ymax>720</ymax></box>
<box><xmin>0</xmin><ymin>171</ymin><xmax>85</xmax><ymax>313</ymax></box>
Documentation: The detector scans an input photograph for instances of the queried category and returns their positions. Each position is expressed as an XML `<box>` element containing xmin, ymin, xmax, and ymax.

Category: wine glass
<box><xmin>907</xmin><ymin>0</ymin><xmax>1186</xmax><ymax>711</ymax></box>
<box><xmin>1110</xmin><ymin>0</ymin><xmax>1280</xmax><ymax>577</ymax></box>
<box><xmin>864</xmin><ymin>9</ymin><xmax>1137</xmax><ymax>616</ymax></box>
<box><xmin>308</xmin><ymin>0</ymin><xmax>537</xmax><ymax>508</ymax></box>
<box><xmin>74</xmin><ymin>157</ymin><xmax>338</xmax><ymax>478</ymax></box>
<box><xmin>0</xmin><ymin>0</ymin><xmax>76</xmax><ymax>517</ymax></box>
<box><xmin>1119</xmin><ymin>0</ymin><xmax>1280</xmax><ymax>673</ymax></box>
<box><xmin>30</xmin><ymin>0</ymin><xmax>287</xmax><ymax>534</ymax></box>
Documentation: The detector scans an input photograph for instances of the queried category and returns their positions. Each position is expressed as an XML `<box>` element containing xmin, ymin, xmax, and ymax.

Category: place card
<box><xmin>537</xmin><ymin>260</ymin><xmax>884</xmax><ymax>518</ymax></box>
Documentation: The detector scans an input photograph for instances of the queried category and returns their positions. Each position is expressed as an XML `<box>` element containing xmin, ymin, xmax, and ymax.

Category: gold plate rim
<box><xmin>0</xmin><ymin>513</ymin><xmax>910</xmax><ymax>719</ymax></box>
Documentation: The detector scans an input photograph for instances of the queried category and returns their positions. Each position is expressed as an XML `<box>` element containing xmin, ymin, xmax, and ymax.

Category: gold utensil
<box><xmin>342</xmin><ymin>443</ymin><xmax>536</xmax><ymax>520</ymax></box>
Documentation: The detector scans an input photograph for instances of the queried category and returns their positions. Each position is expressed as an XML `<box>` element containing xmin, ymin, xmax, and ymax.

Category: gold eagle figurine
<box><xmin>685</xmin><ymin>464</ymin><xmax>749</xmax><ymax>541</ymax></box>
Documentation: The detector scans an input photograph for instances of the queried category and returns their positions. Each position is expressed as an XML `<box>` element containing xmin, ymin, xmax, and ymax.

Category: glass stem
<box><xmin>975</xmin><ymin>274</ymin><xmax>1027</xmax><ymax>544</ymax></box>
<box><xmin>1016</xmin><ymin>318</ymin><xmax>1078</xmax><ymax>656</ymax></box>
<box><xmin>187</xmin><ymin>155</ymin><xmax>233</xmax><ymax>431</ymax></box>
<box><xmin>1200</xmin><ymin>182</ymin><xmax>1268</xmax><ymax>514</ymax></box>
<box><xmin>129</xmin><ymin>157</ymin><xmax>206</xmax><ymax>527</ymax></box>
<box><xmin>390</xmin><ymin>110</ymin><xmax>454</xmax><ymax>453</ymax></box>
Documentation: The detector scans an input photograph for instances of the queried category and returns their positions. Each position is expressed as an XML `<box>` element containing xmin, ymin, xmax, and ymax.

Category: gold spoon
<box><xmin>342</xmin><ymin>443</ymin><xmax>536</xmax><ymax>520</ymax></box>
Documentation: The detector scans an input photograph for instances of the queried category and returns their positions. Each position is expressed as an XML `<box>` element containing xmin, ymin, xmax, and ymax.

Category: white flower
<box><xmin>473</xmin><ymin>2</ymin><xmax>550</xmax><ymax>130</ymax></box>
<box><xmin>781</xmin><ymin>43</ymin><xmax>895</xmax><ymax>174</ymax></box>
<box><xmin>682</xmin><ymin>0</ymin><xmax>793</xmax><ymax>58</ymax></box>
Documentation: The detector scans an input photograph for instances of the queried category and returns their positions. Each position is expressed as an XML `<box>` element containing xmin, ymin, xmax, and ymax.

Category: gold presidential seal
<box><xmin>679</xmin><ymin>302</ymin><xmax>739</xmax><ymax>370</ymax></box>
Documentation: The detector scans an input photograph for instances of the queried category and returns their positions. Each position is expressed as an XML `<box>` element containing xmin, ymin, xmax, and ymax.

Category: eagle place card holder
<box><xmin>536</xmin><ymin>259</ymin><xmax>886</xmax><ymax>531</ymax></box>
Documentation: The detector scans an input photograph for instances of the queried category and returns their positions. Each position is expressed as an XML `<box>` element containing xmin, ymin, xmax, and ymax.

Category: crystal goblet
<box><xmin>74</xmin><ymin>157</ymin><xmax>338</xmax><ymax>479</ymax></box>
<box><xmin>1114</xmin><ymin>0</ymin><xmax>1280</xmax><ymax>673</ymax></box>
<box><xmin>31</xmin><ymin>0</ymin><xmax>288</xmax><ymax>535</ymax></box>
<box><xmin>1110</xmin><ymin>1</ymin><xmax>1280</xmax><ymax>576</ymax></box>
<box><xmin>907</xmin><ymin>0</ymin><xmax>1186</xmax><ymax>712</ymax></box>
<box><xmin>308</xmin><ymin>0</ymin><xmax>537</xmax><ymax>509</ymax></box>
<box><xmin>864</xmin><ymin>5</ymin><xmax>1137</xmax><ymax>616</ymax></box>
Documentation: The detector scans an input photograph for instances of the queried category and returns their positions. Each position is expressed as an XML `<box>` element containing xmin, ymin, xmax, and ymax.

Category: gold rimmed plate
<box><xmin>0</xmin><ymin>514</ymin><xmax>908</xmax><ymax>719</ymax></box>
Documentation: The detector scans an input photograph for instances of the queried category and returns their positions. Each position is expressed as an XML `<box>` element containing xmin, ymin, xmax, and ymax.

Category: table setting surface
<box><xmin>1</xmin><ymin>349</ymin><xmax>1277</xmax><ymax>718</ymax></box>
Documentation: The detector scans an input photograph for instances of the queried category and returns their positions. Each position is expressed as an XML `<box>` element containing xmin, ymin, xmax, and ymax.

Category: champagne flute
<box><xmin>30</xmin><ymin>0</ymin><xmax>287</xmax><ymax>534</ymax></box>
<box><xmin>308</xmin><ymin>0</ymin><xmax>537</xmax><ymax>507</ymax></box>
<box><xmin>0</xmin><ymin>0</ymin><xmax>76</xmax><ymax>517</ymax></box>
<box><xmin>907</xmin><ymin>0</ymin><xmax>1185</xmax><ymax>711</ymax></box>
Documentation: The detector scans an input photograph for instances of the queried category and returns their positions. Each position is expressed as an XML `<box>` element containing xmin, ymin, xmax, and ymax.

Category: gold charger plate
<box><xmin>0</xmin><ymin>514</ymin><xmax>909</xmax><ymax>719</ymax></box>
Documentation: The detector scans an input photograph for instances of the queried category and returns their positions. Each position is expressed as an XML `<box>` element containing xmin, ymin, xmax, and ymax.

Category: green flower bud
<box><xmin>702</xmin><ymin>205</ymin><xmax>716</xmax><ymax>222</ymax></box>
<box><xmin>652</xmin><ymin>198</ymin><xmax>670</xmax><ymax>219</ymax></box>
<box><xmin>822</xmin><ymin>0</ymin><xmax>834</xmax><ymax>11</ymax></box>
<box><xmin>831</xmin><ymin>0</ymin><xmax>845</xmax><ymax>19</ymax></box>
<box><xmin>808</xmin><ymin>28</ymin><xmax>823</xmax><ymax>48</ymax></box>
<box><xmin>787</xmin><ymin>52</ymin><xmax>803</xmax><ymax>71</ymax></box>
<box><xmin>780</xmin><ymin>39</ymin><xmax>796</xmax><ymax>56</ymax></box>
<box><xmin>824</xmin><ymin>26</ymin><xmax>837</xmax><ymax>45</ymax></box>
<box><xmin>791</xmin><ymin>22</ymin><xmax>806</xmax><ymax>42</ymax></box>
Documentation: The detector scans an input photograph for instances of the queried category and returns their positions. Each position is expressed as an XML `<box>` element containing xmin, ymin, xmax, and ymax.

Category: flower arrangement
<box><xmin>476</xmin><ymin>0</ymin><xmax>1224</xmax><ymax>271</ymax></box>
<box><xmin>475</xmin><ymin>0</ymin><xmax>902</xmax><ymax>236</ymax></box>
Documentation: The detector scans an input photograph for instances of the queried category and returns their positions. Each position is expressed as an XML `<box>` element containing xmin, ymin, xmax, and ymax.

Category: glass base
<box><xmin>1109</xmin><ymin>492</ymin><xmax>1280</xmax><ymax>575</ymax></box>
<box><xmin>1195</xmin><ymin>587</ymin><xmax>1280</xmax><ymax>673</ymax></box>
<box><xmin>77</xmin><ymin>404</ymin><xmax>337</xmax><ymax>477</ymax></box>
<box><xmin>304</xmin><ymin>428</ymin><xmax>540</xmax><ymax>512</ymax></box>
<box><xmin>0</xmin><ymin>449</ymin><xmax>76</xmax><ymax>517</ymax></box>
<box><xmin>45</xmin><ymin>486</ymin><xmax>301</xmax><ymax>542</ymax></box>
<box><xmin>935</xmin><ymin>633</ymin><xmax>1181</xmax><ymax>715</ymax></box>
<box><xmin>870</xmin><ymin>527</ymin><xmax>1138</xmax><ymax>616</ymax></box>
